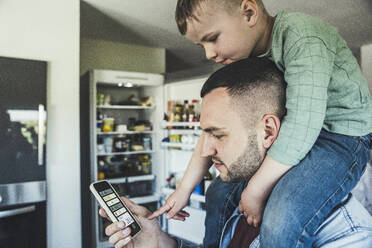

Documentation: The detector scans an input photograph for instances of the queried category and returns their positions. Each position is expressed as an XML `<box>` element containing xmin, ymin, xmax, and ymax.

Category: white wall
<box><xmin>0</xmin><ymin>1</ymin><xmax>81</xmax><ymax>247</ymax></box>
<box><xmin>361</xmin><ymin>43</ymin><xmax>372</xmax><ymax>95</ymax></box>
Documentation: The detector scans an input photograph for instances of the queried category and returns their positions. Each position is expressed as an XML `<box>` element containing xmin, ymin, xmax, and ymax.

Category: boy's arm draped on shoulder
<box><xmin>268</xmin><ymin>36</ymin><xmax>335</xmax><ymax>166</ymax></box>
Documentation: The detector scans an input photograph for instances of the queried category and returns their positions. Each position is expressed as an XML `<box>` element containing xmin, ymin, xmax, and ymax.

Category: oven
<box><xmin>0</xmin><ymin>56</ymin><xmax>47</xmax><ymax>248</ymax></box>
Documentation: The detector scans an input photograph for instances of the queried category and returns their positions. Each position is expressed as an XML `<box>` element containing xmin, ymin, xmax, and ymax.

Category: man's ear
<box><xmin>240</xmin><ymin>0</ymin><xmax>259</xmax><ymax>26</ymax></box>
<box><xmin>261</xmin><ymin>114</ymin><xmax>280</xmax><ymax>149</ymax></box>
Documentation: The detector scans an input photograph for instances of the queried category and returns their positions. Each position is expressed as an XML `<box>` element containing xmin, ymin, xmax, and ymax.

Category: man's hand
<box><xmin>99</xmin><ymin>196</ymin><xmax>176</xmax><ymax>248</ymax></box>
<box><xmin>238</xmin><ymin>184</ymin><xmax>266</xmax><ymax>228</ymax></box>
<box><xmin>148</xmin><ymin>187</ymin><xmax>191</xmax><ymax>221</ymax></box>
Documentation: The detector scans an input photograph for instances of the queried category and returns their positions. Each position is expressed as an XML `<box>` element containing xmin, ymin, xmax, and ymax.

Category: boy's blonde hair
<box><xmin>175</xmin><ymin>0</ymin><xmax>265</xmax><ymax>35</ymax></box>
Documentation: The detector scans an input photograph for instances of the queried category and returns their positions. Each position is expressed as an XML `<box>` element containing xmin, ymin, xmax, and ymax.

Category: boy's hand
<box><xmin>148</xmin><ymin>187</ymin><xmax>191</xmax><ymax>221</ymax></box>
<box><xmin>238</xmin><ymin>184</ymin><xmax>266</xmax><ymax>228</ymax></box>
<box><xmin>238</xmin><ymin>155</ymin><xmax>291</xmax><ymax>227</ymax></box>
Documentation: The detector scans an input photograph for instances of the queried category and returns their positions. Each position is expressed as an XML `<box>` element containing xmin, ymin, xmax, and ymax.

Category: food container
<box><xmin>96</xmin><ymin>121</ymin><xmax>103</xmax><ymax>132</ymax></box>
<box><xmin>141</xmin><ymin>161</ymin><xmax>152</xmax><ymax>175</ymax></box>
<box><xmin>103</xmin><ymin>137</ymin><xmax>113</xmax><ymax>153</ymax></box>
<box><xmin>116</xmin><ymin>124</ymin><xmax>127</xmax><ymax>132</ymax></box>
<box><xmin>102</xmin><ymin>118</ymin><xmax>115</xmax><ymax>132</ymax></box>
<box><xmin>97</xmin><ymin>144</ymin><xmax>105</xmax><ymax>153</ymax></box>
<box><xmin>113</xmin><ymin>135</ymin><xmax>128</xmax><ymax>152</ymax></box>
<box><xmin>143</xmin><ymin>137</ymin><xmax>151</xmax><ymax>150</ymax></box>
<box><xmin>97</xmin><ymin>93</ymin><xmax>104</xmax><ymax>106</ymax></box>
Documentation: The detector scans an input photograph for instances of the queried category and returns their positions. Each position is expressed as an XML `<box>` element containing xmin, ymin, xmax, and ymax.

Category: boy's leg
<box><xmin>203</xmin><ymin>176</ymin><xmax>247</xmax><ymax>248</ymax></box>
<box><xmin>260</xmin><ymin>130</ymin><xmax>371</xmax><ymax>248</ymax></box>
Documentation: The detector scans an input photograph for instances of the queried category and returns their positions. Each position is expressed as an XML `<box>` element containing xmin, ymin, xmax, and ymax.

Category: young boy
<box><xmin>149</xmin><ymin>0</ymin><xmax>372</xmax><ymax>247</ymax></box>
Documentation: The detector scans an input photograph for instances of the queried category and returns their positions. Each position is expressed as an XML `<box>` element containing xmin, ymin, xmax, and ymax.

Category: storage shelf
<box><xmin>162</xmin><ymin>187</ymin><xmax>205</xmax><ymax>203</ymax></box>
<box><xmin>108</xmin><ymin>174</ymin><xmax>155</xmax><ymax>184</ymax></box>
<box><xmin>97</xmin><ymin>131</ymin><xmax>154</xmax><ymax>135</ymax></box>
<box><xmin>97</xmin><ymin>105</ymin><xmax>155</xmax><ymax>110</ymax></box>
<box><xmin>96</xmin><ymin>240</ymin><xmax>112</xmax><ymax>248</ymax></box>
<box><xmin>167</xmin><ymin>129</ymin><xmax>202</xmax><ymax>135</ymax></box>
<box><xmin>162</xmin><ymin>121</ymin><xmax>200</xmax><ymax>128</ymax></box>
<box><xmin>161</xmin><ymin>142</ymin><xmax>196</xmax><ymax>150</ymax></box>
<box><xmin>130</xmin><ymin>194</ymin><xmax>160</xmax><ymax>204</ymax></box>
<box><xmin>97</xmin><ymin>150</ymin><xmax>155</xmax><ymax>156</ymax></box>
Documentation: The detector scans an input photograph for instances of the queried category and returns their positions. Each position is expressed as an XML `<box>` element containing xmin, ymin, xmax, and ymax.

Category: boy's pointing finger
<box><xmin>148</xmin><ymin>204</ymin><xmax>171</xmax><ymax>220</ymax></box>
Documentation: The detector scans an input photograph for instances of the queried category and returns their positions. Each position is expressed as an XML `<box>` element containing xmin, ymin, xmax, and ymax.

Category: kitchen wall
<box><xmin>80</xmin><ymin>1</ymin><xmax>166</xmax><ymax>74</ymax></box>
<box><xmin>361</xmin><ymin>44</ymin><xmax>372</xmax><ymax>94</ymax></box>
<box><xmin>0</xmin><ymin>1</ymin><xmax>81</xmax><ymax>247</ymax></box>
<box><xmin>80</xmin><ymin>38</ymin><xmax>166</xmax><ymax>74</ymax></box>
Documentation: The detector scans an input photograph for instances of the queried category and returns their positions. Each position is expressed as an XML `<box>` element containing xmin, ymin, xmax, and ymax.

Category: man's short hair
<box><xmin>175</xmin><ymin>0</ymin><xmax>265</xmax><ymax>35</ymax></box>
<box><xmin>201</xmin><ymin>57</ymin><xmax>286</xmax><ymax>125</ymax></box>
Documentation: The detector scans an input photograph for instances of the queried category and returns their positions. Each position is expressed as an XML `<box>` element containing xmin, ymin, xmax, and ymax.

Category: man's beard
<box><xmin>220</xmin><ymin>133</ymin><xmax>263</xmax><ymax>182</ymax></box>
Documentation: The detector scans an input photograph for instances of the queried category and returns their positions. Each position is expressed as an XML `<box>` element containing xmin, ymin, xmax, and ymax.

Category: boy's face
<box><xmin>185</xmin><ymin>4</ymin><xmax>261</xmax><ymax>65</ymax></box>
<box><xmin>200</xmin><ymin>88</ymin><xmax>264</xmax><ymax>182</ymax></box>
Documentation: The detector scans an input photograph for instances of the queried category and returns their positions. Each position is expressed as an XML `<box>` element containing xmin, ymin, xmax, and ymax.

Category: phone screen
<box><xmin>93</xmin><ymin>181</ymin><xmax>141</xmax><ymax>237</ymax></box>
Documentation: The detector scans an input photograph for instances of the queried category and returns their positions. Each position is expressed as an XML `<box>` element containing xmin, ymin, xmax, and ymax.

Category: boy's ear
<box><xmin>240</xmin><ymin>0</ymin><xmax>259</xmax><ymax>26</ymax></box>
<box><xmin>261</xmin><ymin>114</ymin><xmax>280</xmax><ymax>149</ymax></box>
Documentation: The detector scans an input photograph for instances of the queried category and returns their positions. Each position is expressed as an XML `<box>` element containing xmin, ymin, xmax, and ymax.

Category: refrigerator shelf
<box><xmin>130</xmin><ymin>194</ymin><xmax>160</xmax><ymax>204</ymax></box>
<box><xmin>107</xmin><ymin>174</ymin><xmax>155</xmax><ymax>184</ymax></box>
<box><xmin>162</xmin><ymin>187</ymin><xmax>205</xmax><ymax>203</ymax></box>
<box><xmin>97</xmin><ymin>131</ymin><xmax>154</xmax><ymax>135</ymax></box>
<box><xmin>97</xmin><ymin>105</ymin><xmax>155</xmax><ymax>110</ymax></box>
<box><xmin>97</xmin><ymin>150</ymin><xmax>155</xmax><ymax>156</ymax></box>
<box><xmin>167</xmin><ymin>129</ymin><xmax>202</xmax><ymax>135</ymax></box>
<box><xmin>162</xmin><ymin>121</ymin><xmax>200</xmax><ymax>128</ymax></box>
<box><xmin>161</xmin><ymin>142</ymin><xmax>196</xmax><ymax>150</ymax></box>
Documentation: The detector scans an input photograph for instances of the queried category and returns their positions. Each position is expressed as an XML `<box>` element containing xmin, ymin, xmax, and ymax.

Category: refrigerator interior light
<box><xmin>124</xmin><ymin>82</ymin><xmax>134</xmax><ymax>88</ymax></box>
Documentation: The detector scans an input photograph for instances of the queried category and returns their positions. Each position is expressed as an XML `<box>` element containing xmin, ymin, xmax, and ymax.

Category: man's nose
<box><xmin>204</xmin><ymin>44</ymin><xmax>217</xmax><ymax>60</ymax></box>
<box><xmin>200</xmin><ymin>133</ymin><xmax>216</xmax><ymax>157</ymax></box>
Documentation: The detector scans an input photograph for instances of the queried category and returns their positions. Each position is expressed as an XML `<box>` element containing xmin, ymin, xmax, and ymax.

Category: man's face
<box><xmin>200</xmin><ymin>88</ymin><xmax>264</xmax><ymax>182</ymax></box>
<box><xmin>185</xmin><ymin>4</ymin><xmax>260</xmax><ymax>65</ymax></box>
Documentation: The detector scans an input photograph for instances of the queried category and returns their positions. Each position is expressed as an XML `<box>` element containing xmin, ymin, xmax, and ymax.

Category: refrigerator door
<box><xmin>0</xmin><ymin>56</ymin><xmax>46</xmax><ymax>185</ymax></box>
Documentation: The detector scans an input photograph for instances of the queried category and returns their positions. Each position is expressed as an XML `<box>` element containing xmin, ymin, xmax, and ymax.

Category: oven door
<box><xmin>0</xmin><ymin>181</ymin><xmax>46</xmax><ymax>207</ymax></box>
<box><xmin>0</xmin><ymin>202</ymin><xmax>46</xmax><ymax>248</ymax></box>
<box><xmin>0</xmin><ymin>56</ymin><xmax>47</xmax><ymax>184</ymax></box>
<box><xmin>0</xmin><ymin>181</ymin><xmax>46</xmax><ymax>248</ymax></box>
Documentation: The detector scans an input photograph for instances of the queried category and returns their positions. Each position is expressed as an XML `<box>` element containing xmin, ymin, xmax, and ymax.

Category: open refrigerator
<box><xmin>80</xmin><ymin>69</ymin><xmax>211</xmax><ymax>247</ymax></box>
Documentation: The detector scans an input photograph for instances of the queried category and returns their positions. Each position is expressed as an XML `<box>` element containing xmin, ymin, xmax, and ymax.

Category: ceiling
<box><xmin>82</xmin><ymin>0</ymin><xmax>372</xmax><ymax>74</ymax></box>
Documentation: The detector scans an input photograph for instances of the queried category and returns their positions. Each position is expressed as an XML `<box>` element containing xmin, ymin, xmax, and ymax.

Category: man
<box><xmin>100</xmin><ymin>58</ymin><xmax>372</xmax><ymax>248</ymax></box>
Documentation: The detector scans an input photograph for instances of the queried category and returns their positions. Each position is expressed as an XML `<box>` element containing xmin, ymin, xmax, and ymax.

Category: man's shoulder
<box><xmin>219</xmin><ymin>195</ymin><xmax>372</xmax><ymax>248</ymax></box>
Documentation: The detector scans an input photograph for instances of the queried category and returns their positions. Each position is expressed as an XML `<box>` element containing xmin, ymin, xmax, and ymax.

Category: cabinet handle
<box><xmin>0</xmin><ymin>205</ymin><xmax>36</xmax><ymax>219</ymax></box>
<box><xmin>38</xmin><ymin>104</ymin><xmax>45</xmax><ymax>166</ymax></box>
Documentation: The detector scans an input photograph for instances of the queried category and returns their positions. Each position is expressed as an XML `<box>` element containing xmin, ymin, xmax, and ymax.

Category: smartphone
<box><xmin>90</xmin><ymin>180</ymin><xmax>142</xmax><ymax>238</ymax></box>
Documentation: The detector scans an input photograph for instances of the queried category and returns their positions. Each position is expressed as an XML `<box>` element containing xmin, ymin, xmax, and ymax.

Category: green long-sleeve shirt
<box><xmin>262</xmin><ymin>11</ymin><xmax>372</xmax><ymax>166</ymax></box>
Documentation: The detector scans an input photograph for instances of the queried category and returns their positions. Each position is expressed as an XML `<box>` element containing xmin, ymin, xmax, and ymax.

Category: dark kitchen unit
<box><xmin>0</xmin><ymin>56</ymin><xmax>47</xmax><ymax>248</ymax></box>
